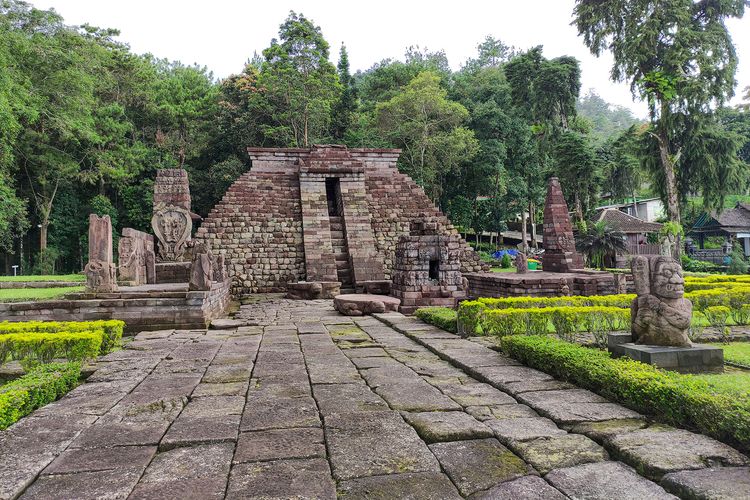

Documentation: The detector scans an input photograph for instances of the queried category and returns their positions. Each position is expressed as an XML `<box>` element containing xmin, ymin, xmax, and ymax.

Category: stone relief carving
<box><xmin>630</xmin><ymin>255</ymin><xmax>692</xmax><ymax>347</ymax></box>
<box><xmin>84</xmin><ymin>214</ymin><xmax>118</xmax><ymax>293</ymax></box>
<box><xmin>152</xmin><ymin>205</ymin><xmax>192</xmax><ymax>262</ymax></box>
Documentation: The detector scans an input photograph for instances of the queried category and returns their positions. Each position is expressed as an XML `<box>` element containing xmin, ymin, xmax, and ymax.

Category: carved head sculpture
<box><xmin>650</xmin><ymin>256</ymin><xmax>684</xmax><ymax>299</ymax></box>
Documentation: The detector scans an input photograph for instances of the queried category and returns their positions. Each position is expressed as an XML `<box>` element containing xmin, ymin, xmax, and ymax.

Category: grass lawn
<box><xmin>490</xmin><ymin>267</ymin><xmax>517</xmax><ymax>273</ymax></box>
<box><xmin>694</xmin><ymin>367</ymin><xmax>750</xmax><ymax>398</ymax></box>
<box><xmin>710</xmin><ymin>342</ymin><xmax>750</xmax><ymax>368</ymax></box>
<box><xmin>0</xmin><ymin>286</ymin><xmax>84</xmax><ymax>303</ymax></box>
<box><xmin>0</xmin><ymin>274</ymin><xmax>84</xmax><ymax>282</ymax></box>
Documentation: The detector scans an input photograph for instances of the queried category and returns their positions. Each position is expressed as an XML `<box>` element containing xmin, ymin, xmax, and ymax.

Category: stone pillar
<box><xmin>84</xmin><ymin>214</ymin><xmax>118</xmax><ymax>292</ymax></box>
<box><xmin>542</xmin><ymin>177</ymin><xmax>585</xmax><ymax>272</ymax></box>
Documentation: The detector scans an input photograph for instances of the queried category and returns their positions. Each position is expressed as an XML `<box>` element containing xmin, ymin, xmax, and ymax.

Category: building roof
<box><xmin>691</xmin><ymin>203</ymin><xmax>750</xmax><ymax>235</ymax></box>
<box><xmin>595</xmin><ymin>198</ymin><xmax>662</xmax><ymax>210</ymax></box>
<box><xmin>592</xmin><ymin>208</ymin><xmax>663</xmax><ymax>234</ymax></box>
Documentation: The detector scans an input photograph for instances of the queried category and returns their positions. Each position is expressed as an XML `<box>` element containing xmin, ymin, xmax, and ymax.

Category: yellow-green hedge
<box><xmin>502</xmin><ymin>335</ymin><xmax>750</xmax><ymax>453</ymax></box>
<box><xmin>483</xmin><ymin>306</ymin><xmax>629</xmax><ymax>341</ymax></box>
<box><xmin>0</xmin><ymin>331</ymin><xmax>102</xmax><ymax>370</ymax></box>
<box><xmin>0</xmin><ymin>320</ymin><xmax>123</xmax><ymax>353</ymax></box>
<box><xmin>0</xmin><ymin>362</ymin><xmax>81</xmax><ymax>429</ymax></box>
<box><xmin>476</xmin><ymin>294</ymin><xmax>635</xmax><ymax>310</ymax></box>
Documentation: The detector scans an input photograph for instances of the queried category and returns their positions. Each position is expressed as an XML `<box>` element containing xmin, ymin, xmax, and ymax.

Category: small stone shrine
<box><xmin>84</xmin><ymin>214</ymin><xmax>118</xmax><ymax>293</ymax></box>
<box><xmin>196</xmin><ymin>145</ymin><xmax>486</xmax><ymax>295</ymax></box>
<box><xmin>118</xmin><ymin>228</ymin><xmax>156</xmax><ymax>286</ymax></box>
<box><xmin>390</xmin><ymin>216</ymin><xmax>468</xmax><ymax>314</ymax></box>
<box><xmin>609</xmin><ymin>255</ymin><xmax>723</xmax><ymax>373</ymax></box>
<box><xmin>543</xmin><ymin>177</ymin><xmax>585</xmax><ymax>272</ymax></box>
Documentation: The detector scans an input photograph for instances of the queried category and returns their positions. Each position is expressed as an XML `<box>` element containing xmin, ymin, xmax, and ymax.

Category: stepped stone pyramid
<box><xmin>196</xmin><ymin>145</ymin><xmax>487</xmax><ymax>294</ymax></box>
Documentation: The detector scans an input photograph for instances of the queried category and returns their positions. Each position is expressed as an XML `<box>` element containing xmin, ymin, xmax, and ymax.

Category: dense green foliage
<box><xmin>0</xmin><ymin>361</ymin><xmax>80</xmax><ymax>429</ymax></box>
<box><xmin>0</xmin><ymin>330</ymin><xmax>101</xmax><ymax>369</ymax></box>
<box><xmin>0</xmin><ymin>319</ymin><xmax>124</xmax><ymax>352</ymax></box>
<box><xmin>502</xmin><ymin>335</ymin><xmax>750</xmax><ymax>452</ymax></box>
<box><xmin>1</xmin><ymin>2</ymin><xmax>748</xmax><ymax>273</ymax></box>
<box><xmin>414</xmin><ymin>307</ymin><xmax>457</xmax><ymax>333</ymax></box>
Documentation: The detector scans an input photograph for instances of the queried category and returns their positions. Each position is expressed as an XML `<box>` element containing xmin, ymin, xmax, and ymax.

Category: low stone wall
<box><xmin>0</xmin><ymin>279</ymin><xmax>231</xmax><ymax>332</ymax></box>
<box><xmin>155</xmin><ymin>262</ymin><xmax>191</xmax><ymax>284</ymax></box>
<box><xmin>0</xmin><ymin>281</ymin><xmax>82</xmax><ymax>289</ymax></box>
<box><xmin>465</xmin><ymin>271</ymin><xmax>618</xmax><ymax>298</ymax></box>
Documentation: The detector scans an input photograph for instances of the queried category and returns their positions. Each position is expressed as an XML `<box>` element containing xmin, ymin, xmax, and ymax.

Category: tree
<box><xmin>259</xmin><ymin>11</ymin><xmax>340</xmax><ymax>146</ymax></box>
<box><xmin>600</xmin><ymin>125</ymin><xmax>645</xmax><ymax>215</ymax></box>
<box><xmin>331</xmin><ymin>44</ymin><xmax>356</xmax><ymax>141</ymax></box>
<box><xmin>553</xmin><ymin>131</ymin><xmax>601</xmax><ymax>221</ymax></box>
<box><xmin>575</xmin><ymin>221</ymin><xmax>627</xmax><ymax>270</ymax></box>
<box><xmin>0</xmin><ymin>173</ymin><xmax>28</xmax><ymax>254</ymax></box>
<box><xmin>574</xmin><ymin>0</ymin><xmax>747</xmax><ymax>223</ymax></box>
<box><xmin>376</xmin><ymin>71</ymin><xmax>479</xmax><ymax>202</ymax></box>
<box><xmin>577</xmin><ymin>90</ymin><xmax>640</xmax><ymax>147</ymax></box>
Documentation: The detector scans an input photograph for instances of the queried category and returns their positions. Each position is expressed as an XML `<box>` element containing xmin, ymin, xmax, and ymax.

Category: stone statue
<box><xmin>152</xmin><ymin>205</ymin><xmax>192</xmax><ymax>262</ymax></box>
<box><xmin>188</xmin><ymin>241</ymin><xmax>214</xmax><ymax>291</ymax></box>
<box><xmin>212</xmin><ymin>254</ymin><xmax>228</xmax><ymax>282</ymax></box>
<box><xmin>516</xmin><ymin>252</ymin><xmax>528</xmax><ymax>274</ymax></box>
<box><xmin>84</xmin><ymin>214</ymin><xmax>118</xmax><ymax>292</ymax></box>
<box><xmin>630</xmin><ymin>255</ymin><xmax>692</xmax><ymax>347</ymax></box>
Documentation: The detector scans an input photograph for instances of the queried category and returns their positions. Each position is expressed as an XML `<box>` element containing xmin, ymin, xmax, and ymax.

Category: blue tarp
<box><xmin>492</xmin><ymin>249</ymin><xmax>518</xmax><ymax>259</ymax></box>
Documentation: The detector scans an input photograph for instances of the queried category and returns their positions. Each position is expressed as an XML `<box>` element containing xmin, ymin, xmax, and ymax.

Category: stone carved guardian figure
<box><xmin>152</xmin><ymin>205</ymin><xmax>192</xmax><ymax>262</ymax></box>
<box><xmin>630</xmin><ymin>255</ymin><xmax>692</xmax><ymax>347</ymax></box>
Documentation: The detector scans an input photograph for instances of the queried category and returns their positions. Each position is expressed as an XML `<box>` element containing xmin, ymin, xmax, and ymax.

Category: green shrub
<box><xmin>0</xmin><ymin>331</ymin><xmax>102</xmax><ymax>370</ymax></box>
<box><xmin>731</xmin><ymin>304</ymin><xmax>750</xmax><ymax>326</ymax></box>
<box><xmin>501</xmin><ymin>335</ymin><xmax>750</xmax><ymax>452</ymax></box>
<box><xmin>500</xmin><ymin>253</ymin><xmax>512</xmax><ymax>268</ymax></box>
<box><xmin>457</xmin><ymin>301</ymin><xmax>486</xmax><ymax>335</ymax></box>
<box><xmin>704</xmin><ymin>306</ymin><xmax>731</xmax><ymax>329</ymax></box>
<box><xmin>415</xmin><ymin>307</ymin><xmax>457</xmax><ymax>333</ymax></box>
<box><xmin>0</xmin><ymin>320</ymin><xmax>123</xmax><ymax>353</ymax></box>
<box><xmin>0</xmin><ymin>362</ymin><xmax>81</xmax><ymax>429</ymax></box>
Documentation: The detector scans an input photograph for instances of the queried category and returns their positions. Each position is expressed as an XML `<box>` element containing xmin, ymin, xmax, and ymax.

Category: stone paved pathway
<box><xmin>1</xmin><ymin>298</ymin><xmax>749</xmax><ymax>499</ymax></box>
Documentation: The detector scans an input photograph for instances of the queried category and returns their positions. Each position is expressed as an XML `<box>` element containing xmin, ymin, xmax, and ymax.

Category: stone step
<box><xmin>330</xmin><ymin>230</ymin><xmax>344</xmax><ymax>239</ymax></box>
<box><xmin>330</xmin><ymin>223</ymin><xmax>344</xmax><ymax>232</ymax></box>
<box><xmin>334</xmin><ymin>252</ymin><xmax>349</xmax><ymax>261</ymax></box>
<box><xmin>336</xmin><ymin>260</ymin><xmax>350</xmax><ymax>270</ymax></box>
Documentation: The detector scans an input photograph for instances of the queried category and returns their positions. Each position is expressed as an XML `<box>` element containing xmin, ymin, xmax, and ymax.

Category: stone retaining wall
<box><xmin>0</xmin><ymin>279</ymin><xmax>231</xmax><ymax>332</ymax></box>
<box><xmin>0</xmin><ymin>281</ymin><xmax>82</xmax><ymax>289</ymax></box>
<box><xmin>465</xmin><ymin>271</ymin><xmax>618</xmax><ymax>298</ymax></box>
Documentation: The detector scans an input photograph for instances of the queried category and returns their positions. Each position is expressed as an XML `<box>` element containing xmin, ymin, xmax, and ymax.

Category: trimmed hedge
<box><xmin>0</xmin><ymin>362</ymin><xmax>81</xmax><ymax>429</ymax></box>
<box><xmin>476</xmin><ymin>294</ymin><xmax>635</xmax><ymax>310</ymax></box>
<box><xmin>0</xmin><ymin>331</ymin><xmax>102</xmax><ymax>370</ymax></box>
<box><xmin>501</xmin><ymin>335</ymin><xmax>750</xmax><ymax>453</ymax></box>
<box><xmin>415</xmin><ymin>307</ymin><xmax>457</xmax><ymax>333</ymax></box>
<box><xmin>0</xmin><ymin>320</ymin><xmax>124</xmax><ymax>353</ymax></box>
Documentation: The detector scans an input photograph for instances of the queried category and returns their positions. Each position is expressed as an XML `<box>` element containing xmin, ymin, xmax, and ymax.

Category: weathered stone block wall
<box><xmin>195</xmin><ymin>169</ymin><xmax>304</xmax><ymax>294</ymax></box>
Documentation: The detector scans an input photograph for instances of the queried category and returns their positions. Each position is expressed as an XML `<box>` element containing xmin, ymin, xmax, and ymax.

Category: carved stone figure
<box><xmin>516</xmin><ymin>252</ymin><xmax>528</xmax><ymax>274</ymax></box>
<box><xmin>188</xmin><ymin>241</ymin><xmax>213</xmax><ymax>291</ymax></box>
<box><xmin>212</xmin><ymin>254</ymin><xmax>228</xmax><ymax>282</ymax></box>
<box><xmin>630</xmin><ymin>255</ymin><xmax>692</xmax><ymax>347</ymax></box>
<box><xmin>118</xmin><ymin>228</ymin><xmax>156</xmax><ymax>286</ymax></box>
<box><xmin>152</xmin><ymin>205</ymin><xmax>192</xmax><ymax>262</ymax></box>
<box><xmin>84</xmin><ymin>214</ymin><xmax>118</xmax><ymax>292</ymax></box>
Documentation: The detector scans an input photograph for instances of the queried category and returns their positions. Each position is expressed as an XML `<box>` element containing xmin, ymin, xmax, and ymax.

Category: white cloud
<box><xmin>36</xmin><ymin>0</ymin><xmax>750</xmax><ymax>118</ymax></box>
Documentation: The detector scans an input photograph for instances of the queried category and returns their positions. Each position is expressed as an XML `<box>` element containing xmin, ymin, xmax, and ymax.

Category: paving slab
<box><xmin>226</xmin><ymin>458</ymin><xmax>336</xmax><ymax>500</ymax></box>
<box><xmin>18</xmin><ymin>467</ymin><xmax>143</xmax><ymax>500</ymax></box>
<box><xmin>42</xmin><ymin>445</ymin><xmax>156</xmax><ymax>475</ymax></box>
<box><xmin>566</xmin><ymin>418</ymin><xmax>648</xmax><ymax>442</ymax></box>
<box><xmin>661</xmin><ymin>466</ymin><xmax>750</xmax><ymax>500</ymax></box>
<box><xmin>469</xmin><ymin>475</ymin><xmax>567</xmax><ymax>500</ymax></box>
<box><xmin>429</xmin><ymin>439</ymin><xmax>529</xmax><ymax>496</ymax></box>
<box><xmin>241</xmin><ymin>396</ymin><xmax>320</xmax><ymax>431</ymax></box>
<box><xmin>608</xmin><ymin>426</ymin><xmax>749</xmax><ymax>480</ymax></box>
<box><xmin>160</xmin><ymin>414</ymin><xmax>240</xmax><ymax>450</ymax></box>
<box><xmin>324</xmin><ymin>411</ymin><xmax>439</xmax><ymax>480</ymax></box>
<box><xmin>403</xmin><ymin>411</ymin><xmax>493</xmax><ymax>443</ymax></box>
<box><xmin>337</xmin><ymin>472</ymin><xmax>462</xmax><ymax>500</ymax></box>
<box><xmin>437</xmin><ymin>382</ymin><xmax>517</xmax><ymax>407</ymax></box>
<box><xmin>312</xmin><ymin>382</ymin><xmax>389</xmax><ymax>414</ymax></box>
<box><xmin>191</xmin><ymin>381</ymin><xmax>248</xmax><ymax>397</ymax></box>
<box><xmin>502</xmin><ymin>379</ymin><xmax>577</xmax><ymax>396</ymax></box>
<box><xmin>486</xmin><ymin>417</ymin><xmax>567</xmax><ymax>444</ymax></box>
<box><xmin>201</xmin><ymin>365</ymin><xmax>252</xmax><ymax>383</ymax></box>
<box><xmin>509</xmin><ymin>434</ymin><xmax>609</xmax><ymax>475</ymax></box>
<box><xmin>466</xmin><ymin>404</ymin><xmax>539</xmax><ymax>422</ymax></box>
<box><xmin>374</xmin><ymin>381</ymin><xmax>462</xmax><ymax>412</ymax></box>
<box><xmin>234</xmin><ymin>428</ymin><xmax>325</xmax><ymax>463</ymax></box>
<box><xmin>545</xmin><ymin>461</ymin><xmax>677</xmax><ymax>499</ymax></box>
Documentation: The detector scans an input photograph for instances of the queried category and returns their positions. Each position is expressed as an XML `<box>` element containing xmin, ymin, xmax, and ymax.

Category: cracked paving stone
<box><xmin>191</xmin><ymin>381</ymin><xmax>248</xmax><ymax>397</ymax></box>
<box><xmin>179</xmin><ymin>396</ymin><xmax>245</xmax><ymax>418</ymax></box>
<box><xmin>234</xmin><ymin>428</ymin><xmax>325</xmax><ymax>463</ymax></box>
<box><xmin>19</xmin><ymin>468</ymin><xmax>143</xmax><ymax>499</ymax></box>
<box><xmin>312</xmin><ymin>382</ymin><xmax>389</xmax><ymax>414</ymax></box>
<box><xmin>607</xmin><ymin>426</ymin><xmax>749</xmax><ymax>480</ymax></box>
<box><xmin>486</xmin><ymin>417</ymin><xmax>568</xmax><ymax>444</ymax></box>
<box><xmin>531</xmin><ymin>402</ymin><xmax>645</xmax><ymax>425</ymax></box>
<box><xmin>324</xmin><ymin>411</ymin><xmax>440</xmax><ymax>480</ymax></box>
<box><xmin>241</xmin><ymin>396</ymin><xmax>320</xmax><ymax>431</ymax></box>
<box><xmin>566</xmin><ymin>419</ymin><xmax>648</xmax><ymax>442</ymax></box>
<box><xmin>502</xmin><ymin>379</ymin><xmax>578</xmax><ymax>396</ymax></box>
<box><xmin>509</xmin><ymin>434</ymin><xmax>609</xmax><ymax>475</ymax></box>
<box><xmin>201</xmin><ymin>365</ymin><xmax>252</xmax><ymax>384</ymax></box>
<box><xmin>517</xmin><ymin>388</ymin><xmax>608</xmax><ymax>406</ymax></box>
<box><xmin>545</xmin><ymin>461</ymin><xmax>677</xmax><ymax>500</ymax></box>
<box><xmin>337</xmin><ymin>472</ymin><xmax>462</xmax><ymax>500</ymax></box>
<box><xmin>160</xmin><ymin>414</ymin><xmax>240</xmax><ymax>450</ymax></box>
<box><xmin>226</xmin><ymin>458</ymin><xmax>335</xmax><ymax>500</ymax></box>
<box><xmin>403</xmin><ymin>411</ymin><xmax>493</xmax><ymax>443</ymax></box>
<box><xmin>71</xmin><ymin>418</ymin><xmax>172</xmax><ymax>449</ymax></box>
<box><xmin>429</xmin><ymin>438</ymin><xmax>529</xmax><ymax>497</ymax></box>
<box><xmin>469</xmin><ymin>475</ymin><xmax>567</xmax><ymax>500</ymax></box>
<box><xmin>42</xmin><ymin>445</ymin><xmax>156</xmax><ymax>475</ymax></box>
<box><xmin>130</xmin><ymin>443</ymin><xmax>233</xmax><ymax>500</ymax></box>
<box><xmin>661</xmin><ymin>466</ymin><xmax>750</xmax><ymax>499</ymax></box>
<box><xmin>374</xmin><ymin>381</ymin><xmax>462</xmax><ymax>412</ymax></box>
<box><xmin>465</xmin><ymin>404</ymin><xmax>539</xmax><ymax>422</ymax></box>
<box><xmin>437</xmin><ymin>383</ymin><xmax>517</xmax><ymax>407</ymax></box>
<box><xmin>342</xmin><ymin>346</ymin><xmax>389</xmax><ymax>358</ymax></box>
<box><xmin>472</xmin><ymin>366</ymin><xmax>553</xmax><ymax>386</ymax></box>
<box><xmin>248</xmin><ymin>378</ymin><xmax>311</xmax><ymax>399</ymax></box>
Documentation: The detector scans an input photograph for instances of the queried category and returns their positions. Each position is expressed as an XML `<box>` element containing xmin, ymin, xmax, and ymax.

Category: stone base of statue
<box><xmin>608</xmin><ymin>333</ymin><xmax>724</xmax><ymax>373</ymax></box>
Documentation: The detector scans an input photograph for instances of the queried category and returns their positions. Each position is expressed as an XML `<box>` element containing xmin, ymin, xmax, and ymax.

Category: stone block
<box><xmin>610</xmin><ymin>343</ymin><xmax>724</xmax><ymax>373</ymax></box>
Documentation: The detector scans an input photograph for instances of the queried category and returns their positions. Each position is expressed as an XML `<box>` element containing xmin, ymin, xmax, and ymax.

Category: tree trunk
<box><xmin>530</xmin><ymin>201</ymin><xmax>538</xmax><ymax>249</ymax></box>
<box><xmin>40</xmin><ymin>221</ymin><xmax>48</xmax><ymax>252</ymax></box>
<box><xmin>656</xmin><ymin>124</ymin><xmax>680</xmax><ymax>224</ymax></box>
<box><xmin>632</xmin><ymin>189</ymin><xmax>639</xmax><ymax>219</ymax></box>
<box><xmin>520</xmin><ymin>210</ymin><xmax>528</xmax><ymax>253</ymax></box>
<box><xmin>574</xmin><ymin>193</ymin><xmax>584</xmax><ymax>223</ymax></box>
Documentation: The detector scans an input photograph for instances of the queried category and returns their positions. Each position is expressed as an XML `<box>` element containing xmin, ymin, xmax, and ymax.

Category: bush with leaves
<box><xmin>0</xmin><ymin>320</ymin><xmax>123</xmax><ymax>353</ymax></box>
<box><xmin>0</xmin><ymin>331</ymin><xmax>102</xmax><ymax>370</ymax></box>
<box><xmin>415</xmin><ymin>307</ymin><xmax>457</xmax><ymax>333</ymax></box>
<box><xmin>500</xmin><ymin>253</ymin><xmax>512</xmax><ymax>268</ymax></box>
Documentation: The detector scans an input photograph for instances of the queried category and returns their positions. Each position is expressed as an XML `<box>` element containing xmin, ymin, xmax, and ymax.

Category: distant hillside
<box><xmin>577</xmin><ymin>90</ymin><xmax>642</xmax><ymax>146</ymax></box>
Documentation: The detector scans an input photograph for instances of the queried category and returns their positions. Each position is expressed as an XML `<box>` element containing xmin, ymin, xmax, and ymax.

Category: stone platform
<box><xmin>1</xmin><ymin>298</ymin><xmax>746</xmax><ymax>499</ymax></box>
<box><xmin>0</xmin><ymin>281</ymin><xmax>231</xmax><ymax>332</ymax></box>
<box><xmin>608</xmin><ymin>333</ymin><xmax>724</xmax><ymax>373</ymax></box>
<box><xmin>333</xmin><ymin>293</ymin><xmax>400</xmax><ymax>316</ymax></box>
<box><xmin>465</xmin><ymin>270</ymin><xmax>618</xmax><ymax>298</ymax></box>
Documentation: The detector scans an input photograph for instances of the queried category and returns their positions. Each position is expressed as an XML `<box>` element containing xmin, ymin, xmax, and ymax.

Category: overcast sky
<box><xmin>36</xmin><ymin>0</ymin><xmax>750</xmax><ymax>118</ymax></box>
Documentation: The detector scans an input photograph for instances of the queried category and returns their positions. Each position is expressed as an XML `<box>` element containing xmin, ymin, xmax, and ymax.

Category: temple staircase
<box><xmin>329</xmin><ymin>215</ymin><xmax>354</xmax><ymax>293</ymax></box>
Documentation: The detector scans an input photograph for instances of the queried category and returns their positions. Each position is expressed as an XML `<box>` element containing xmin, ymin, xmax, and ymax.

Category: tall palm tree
<box><xmin>575</xmin><ymin>221</ymin><xmax>627</xmax><ymax>270</ymax></box>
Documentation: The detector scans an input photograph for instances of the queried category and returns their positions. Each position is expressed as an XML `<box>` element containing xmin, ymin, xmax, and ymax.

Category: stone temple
<box><xmin>196</xmin><ymin>145</ymin><xmax>487</xmax><ymax>295</ymax></box>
